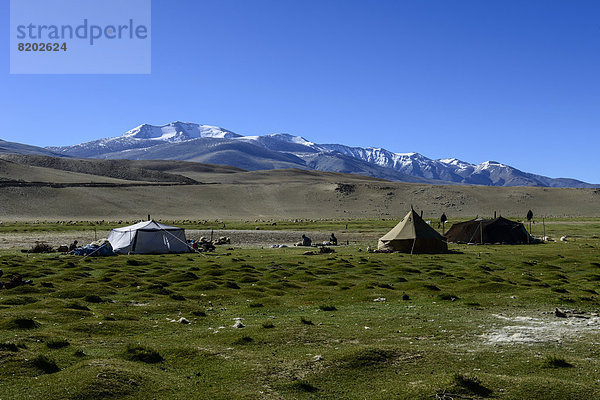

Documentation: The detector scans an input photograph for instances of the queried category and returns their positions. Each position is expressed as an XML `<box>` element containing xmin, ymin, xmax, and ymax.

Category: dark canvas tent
<box><xmin>107</xmin><ymin>220</ymin><xmax>190</xmax><ymax>254</ymax></box>
<box><xmin>444</xmin><ymin>216</ymin><xmax>534</xmax><ymax>244</ymax></box>
<box><xmin>378</xmin><ymin>209</ymin><xmax>448</xmax><ymax>254</ymax></box>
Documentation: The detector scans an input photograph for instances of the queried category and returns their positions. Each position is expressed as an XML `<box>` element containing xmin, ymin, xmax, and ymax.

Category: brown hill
<box><xmin>0</xmin><ymin>157</ymin><xmax>598</xmax><ymax>220</ymax></box>
<box><xmin>0</xmin><ymin>155</ymin><xmax>199</xmax><ymax>184</ymax></box>
<box><xmin>0</xmin><ymin>158</ymin><xmax>134</xmax><ymax>184</ymax></box>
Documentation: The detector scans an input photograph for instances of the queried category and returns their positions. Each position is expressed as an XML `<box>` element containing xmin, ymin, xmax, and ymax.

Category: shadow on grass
<box><xmin>543</xmin><ymin>355</ymin><xmax>573</xmax><ymax>368</ymax></box>
<box><xmin>1</xmin><ymin>317</ymin><xmax>40</xmax><ymax>330</ymax></box>
<box><xmin>46</xmin><ymin>339</ymin><xmax>70</xmax><ymax>349</ymax></box>
<box><xmin>340</xmin><ymin>348</ymin><xmax>401</xmax><ymax>369</ymax></box>
<box><xmin>124</xmin><ymin>344</ymin><xmax>163</xmax><ymax>363</ymax></box>
<box><xmin>30</xmin><ymin>355</ymin><xmax>60</xmax><ymax>374</ymax></box>
<box><xmin>451</xmin><ymin>373</ymin><xmax>492</xmax><ymax>397</ymax></box>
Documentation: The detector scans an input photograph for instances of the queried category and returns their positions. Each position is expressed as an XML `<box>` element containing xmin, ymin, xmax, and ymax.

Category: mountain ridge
<box><xmin>36</xmin><ymin>121</ymin><xmax>598</xmax><ymax>188</ymax></box>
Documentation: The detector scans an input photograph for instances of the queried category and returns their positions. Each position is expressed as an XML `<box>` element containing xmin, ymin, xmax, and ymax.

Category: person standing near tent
<box><xmin>330</xmin><ymin>233</ymin><xmax>338</xmax><ymax>245</ymax></box>
<box><xmin>301</xmin><ymin>234</ymin><xmax>312</xmax><ymax>247</ymax></box>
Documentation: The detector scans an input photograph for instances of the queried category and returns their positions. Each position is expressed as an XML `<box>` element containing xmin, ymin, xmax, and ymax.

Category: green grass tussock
<box><xmin>46</xmin><ymin>339</ymin><xmax>70</xmax><ymax>349</ymax></box>
<box><xmin>451</xmin><ymin>373</ymin><xmax>492</xmax><ymax>397</ymax></box>
<box><xmin>543</xmin><ymin>355</ymin><xmax>574</xmax><ymax>368</ymax></box>
<box><xmin>319</xmin><ymin>304</ymin><xmax>337</xmax><ymax>311</ymax></box>
<box><xmin>233</xmin><ymin>336</ymin><xmax>254</xmax><ymax>345</ymax></box>
<box><xmin>339</xmin><ymin>347</ymin><xmax>401</xmax><ymax>369</ymax></box>
<box><xmin>284</xmin><ymin>380</ymin><xmax>319</xmax><ymax>393</ymax></box>
<box><xmin>2</xmin><ymin>317</ymin><xmax>40</xmax><ymax>330</ymax></box>
<box><xmin>0</xmin><ymin>342</ymin><xmax>20</xmax><ymax>352</ymax></box>
<box><xmin>68</xmin><ymin>367</ymin><xmax>143</xmax><ymax>400</ymax></box>
<box><xmin>30</xmin><ymin>355</ymin><xmax>60</xmax><ymax>374</ymax></box>
<box><xmin>123</xmin><ymin>344</ymin><xmax>163</xmax><ymax>364</ymax></box>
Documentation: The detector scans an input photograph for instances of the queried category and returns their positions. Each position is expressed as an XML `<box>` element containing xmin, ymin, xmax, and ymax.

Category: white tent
<box><xmin>107</xmin><ymin>220</ymin><xmax>190</xmax><ymax>254</ymax></box>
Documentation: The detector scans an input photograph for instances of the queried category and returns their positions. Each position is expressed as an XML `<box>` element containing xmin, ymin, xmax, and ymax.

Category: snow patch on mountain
<box><xmin>124</xmin><ymin>122</ymin><xmax>240</xmax><ymax>141</ymax></box>
<box><xmin>265</xmin><ymin>133</ymin><xmax>316</xmax><ymax>147</ymax></box>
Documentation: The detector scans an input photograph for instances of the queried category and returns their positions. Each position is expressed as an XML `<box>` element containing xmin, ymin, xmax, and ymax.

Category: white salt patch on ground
<box><xmin>482</xmin><ymin>314</ymin><xmax>600</xmax><ymax>345</ymax></box>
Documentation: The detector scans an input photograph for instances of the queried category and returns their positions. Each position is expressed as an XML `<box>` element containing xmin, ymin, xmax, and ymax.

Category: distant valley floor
<box><xmin>1</xmin><ymin>154</ymin><xmax>599</xmax><ymax>221</ymax></box>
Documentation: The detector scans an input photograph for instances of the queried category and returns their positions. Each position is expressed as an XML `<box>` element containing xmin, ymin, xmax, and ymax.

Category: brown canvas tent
<box><xmin>378</xmin><ymin>209</ymin><xmax>448</xmax><ymax>254</ymax></box>
<box><xmin>444</xmin><ymin>216</ymin><xmax>534</xmax><ymax>244</ymax></box>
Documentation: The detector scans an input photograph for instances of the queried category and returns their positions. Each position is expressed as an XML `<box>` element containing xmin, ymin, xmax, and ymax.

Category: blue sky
<box><xmin>2</xmin><ymin>0</ymin><xmax>599</xmax><ymax>182</ymax></box>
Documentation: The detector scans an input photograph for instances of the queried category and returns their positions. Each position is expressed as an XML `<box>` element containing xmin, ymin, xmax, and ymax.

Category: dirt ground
<box><xmin>482</xmin><ymin>313</ymin><xmax>600</xmax><ymax>345</ymax></box>
<box><xmin>0</xmin><ymin>229</ymin><xmax>380</xmax><ymax>250</ymax></box>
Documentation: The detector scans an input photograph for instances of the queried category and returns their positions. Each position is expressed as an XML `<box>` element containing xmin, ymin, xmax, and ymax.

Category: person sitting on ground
<box><xmin>330</xmin><ymin>233</ymin><xmax>338</xmax><ymax>245</ymax></box>
<box><xmin>4</xmin><ymin>274</ymin><xmax>23</xmax><ymax>289</ymax></box>
<box><xmin>301</xmin><ymin>234</ymin><xmax>312</xmax><ymax>247</ymax></box>
<box><xmin>69</xmin><ymin>240</ymin><xmax>79</xmax><ymax>251</ymax></box>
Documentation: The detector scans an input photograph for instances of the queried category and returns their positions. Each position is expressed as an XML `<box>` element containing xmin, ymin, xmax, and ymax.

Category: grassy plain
<box><xmin>0</xmin><ymin>222</ymin><xmax>599</xmax><ymax>399</ymax></box>
<box><xmin>1</xmin><ymin>217</ymin><xmax>600</xmax><ymax>236</ymax></box>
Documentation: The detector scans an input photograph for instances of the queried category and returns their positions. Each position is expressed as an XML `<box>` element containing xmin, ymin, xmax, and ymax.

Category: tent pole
<box><xmin>410</xmin><ymin>238</ymin><xmax>416</xmax><ymax>256</ymax></box>
<box><xmin>543</xmin><ymin>217</ymin><xmax>546</xmax><ymax>240</ymax></box>
<box><xmin>480</xmin><ymin>220</ymin><xmax>483</xmax><ymax>244</ymax></box>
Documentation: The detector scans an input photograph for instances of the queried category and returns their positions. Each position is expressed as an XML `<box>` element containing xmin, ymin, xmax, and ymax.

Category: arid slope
<box><xmin>1</xmin><ymin>157</ymin><xmax>599</xmax><ymax>220</ymax></box>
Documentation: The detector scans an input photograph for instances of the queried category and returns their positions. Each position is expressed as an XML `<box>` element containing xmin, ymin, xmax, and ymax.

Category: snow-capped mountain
<box><xmin>46</xmin><ymin>122</ymin><xmax>595</xmax><ymax>188</ymax></box>
<box><xmin>317</xmin><ymin>145</ymin><xmax>465</xmax><ymax>182</ymax></box>
<box><xmin>47</xmin><ymin>122</ymin><xmax>241</xmax><ymax>158</ymax></box>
